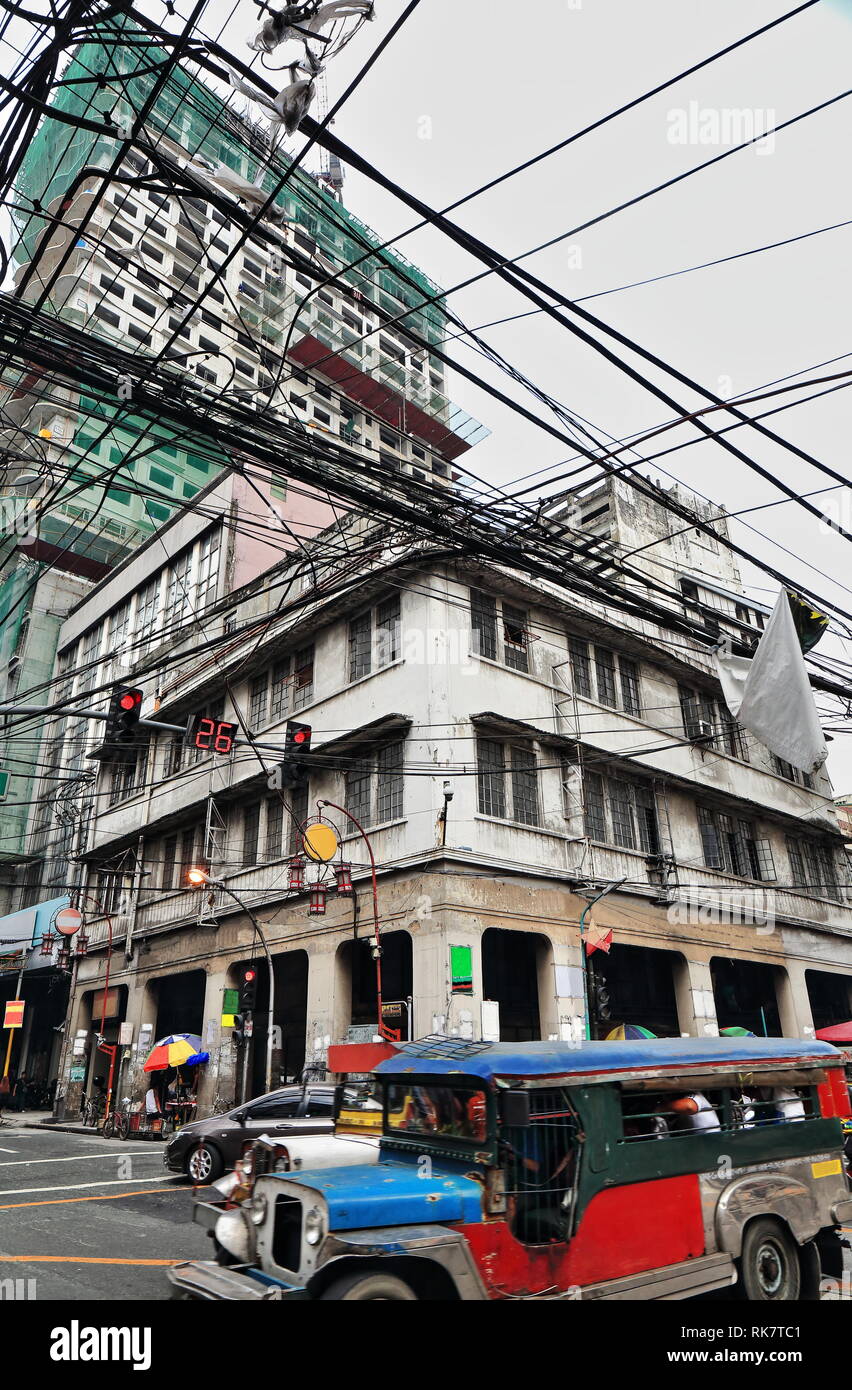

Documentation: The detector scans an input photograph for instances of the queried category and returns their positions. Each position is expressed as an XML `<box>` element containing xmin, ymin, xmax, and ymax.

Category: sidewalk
<box><xmin>0</xmin><ymin>1107</ymin><xmax>91</xmax><ymax>1135</ymax></box>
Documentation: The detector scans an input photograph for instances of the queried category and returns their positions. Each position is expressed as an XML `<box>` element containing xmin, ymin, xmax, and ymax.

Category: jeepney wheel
<box><xmin>320</xmin><ymin>1271</ymin><xmax>419</xmax><ymax>1301</ymax></box>
<box><xmin>739</xmin><ymin>1219</ymin><xmax>801</xmax><ymax>1301</ymax></box>
<box><xmin>187</xmin><ymin>1142</ymin><xmax>223</xmax><ymax>1184</ymax></box>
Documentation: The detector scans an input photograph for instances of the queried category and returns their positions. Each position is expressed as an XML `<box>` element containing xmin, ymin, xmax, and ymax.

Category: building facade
<box><xmin>29</xmin><ymin>473</ymin><xmax>852</xmax><ymax>1119</ymax></box>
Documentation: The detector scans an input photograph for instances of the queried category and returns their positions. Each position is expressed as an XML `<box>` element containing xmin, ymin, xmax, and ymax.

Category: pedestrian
<box><xmin>145</xmin><ymin>1080</ymin><xmax>163</xmax><ymax>1135</ymax></box>
<box><xmin>0</xmin><ymin>1072</ymin><xmax>9</xmax><ymax>1121</ymax></box>
<box><xmin>668</xmin><ymin>1092</ymin><xmax>721</xmax><ymax>1133</ymax></box>
<box><xmin>13</xmin><ymin>1073</ymin><xmax>27</xmax><ymax>1112</ymax></box>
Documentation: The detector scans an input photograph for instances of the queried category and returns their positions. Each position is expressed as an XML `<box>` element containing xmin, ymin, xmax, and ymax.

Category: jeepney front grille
<box><xmin>272</xmin><ymin>1195</ymin><xmax>303</xmax><ymax>1272</ymax></box>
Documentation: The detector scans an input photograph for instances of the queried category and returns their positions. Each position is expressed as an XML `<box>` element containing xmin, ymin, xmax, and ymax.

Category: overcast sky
<box><xmin>15</xmin><ymin>1</ymin><xmax>852</xmax><ymax>785</ymax></box>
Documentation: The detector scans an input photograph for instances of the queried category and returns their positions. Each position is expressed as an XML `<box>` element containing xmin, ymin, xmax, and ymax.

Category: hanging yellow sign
<box><xmin>303</xmin><ymin>822</ymin><xmax>339</xmax><ymax>863</ymax></box>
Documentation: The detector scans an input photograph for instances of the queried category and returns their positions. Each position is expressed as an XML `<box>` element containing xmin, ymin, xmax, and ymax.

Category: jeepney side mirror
<box><xmin>233</xmin><ymin>1109</ymin><xmax>247</xmax><ymax>1124</ymax></box>
<box><xmin>501</xmin><ymin>1091</ymin><xmax>531</xmax><ymax>1128</ymax></box>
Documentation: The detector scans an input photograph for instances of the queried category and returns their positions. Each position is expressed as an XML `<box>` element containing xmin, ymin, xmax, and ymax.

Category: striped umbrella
<box><xmin>720</xmin><ymin>1027</ymin><xmax>756</xmax><ymax>1037</ymax></box>
<box><xmin>143</xmin><ymin>1033</ymin><xmax>209</xmax><ymax>1072</ymax></box>
<box><xmin>605</xmin><ymin>1024</ymin><xmax>657</xmax><ymax>1040</ymax></box>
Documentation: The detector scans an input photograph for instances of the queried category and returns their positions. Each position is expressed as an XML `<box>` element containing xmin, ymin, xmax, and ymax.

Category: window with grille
<box><xmin>293</xmin><ymin>647</ymin><xmax>314</xmax><ymax>708</ymax></box>
<box><xmin>136</xmin><ymin>577</ymin><xmax>160</xmax><ymax>651</ymax></box>
<box><xmin>162</xmin><ymin>836</ymin><xmax>178</xmax><ymax>891</ymax></box>
<box><xmin>619</xmin><ymin>657</ymin><xmax>641</xmax><ymax>717</ymax></box>
<box><xmin>346</xmin><ymin>765</ymin><xmax>371</xmax><ymax>825</ymax></box>
<box><xmin>242</xmin><ymin>803</ymin><xmax>261</xmax><ymax>867</ymax></box>
<box><xmin>569</xmin><ymin>637</ymin><xmax>592</xmax><ymax>698</ymax></box>
<box><xmin>288</xmin><ymin>784</ymin><xmax>309</xmax><ymax>854</ymax></box>
<box><xmin>787</xmin><ymin>836</ymin><xmax>841</xmax><ymax>900</ymax></box>
<box><xmin>698</xmin><ymin>806</ymin><xmax>772</xmax><ymax>880</ymax></box>
<box><xmin>503</xmin><ymin>604</ymin><xmax>529</xmax><ymax>673</ymax></box>
<box><xmin>679</xmin><ymin>685</ymin><xmax>716</xmax><ymax>743</ymax></box>
<box><xmin>470</xmin><ymin>590</ymin><xmax>498</xmax><ymax>661</ymax></box>
<box><xmin>477</xmin><ymin>737</ymin><xmax>506</xmax><ymax>818</ymax></box>
<box><xmin>179</xmin><ymin>827</ymin><xmax>197</xmax><ymax>885</ymax></box>
<box><xmin>349</xmin><ymin>611</ymin><xmax>371</xmax><ymax>682</ymax></box>
<box><xmin>249</xmin><ymin>673</ymin><xmax>268</xmax><ymax>729</ymax></box>
<box><xmin>510</xmin><ymin>745</ymin><xmax>539</xmax><ymax>826</ymax></box>
<box><xmin>377</xmin><ymin>742</ymin><xmax>404</xmax><ymax>823</ymax></box>
<box><xmin>595</xmin><ymin>649</ymin><xmax>617</xmax><ymax>707</ymax></box>
<box><xmin>108</xmin><ymin>742</ymin><xmax>149</xmax><ymax>805</ymax></box>
<box><xmin>265</xmin><ymin>798</ymin><xmax>284</xmax><ymax>860</ymax></box>
<box><xmin>585</xmin><ymin>772</ymin><xmax>659</xmax><ymax>851</ymax></box>
<box><xmin>376</xmin><ymin>596</ymin><xmax>401</xmax><ymax>667</ymax></box>
<box><xmin>162</xmin><ymin>733</ymin><xmax>183</xmax><ymax>779</ymax></box>
<box><xmin>773</xmin><ymin>755</ymin><xmax>814</xmax><ymax>789</ymax></box>
<box><xmin>270</xmin><ymin>660</ymin><xmax>290</xmax><ymax>720</ymax></box>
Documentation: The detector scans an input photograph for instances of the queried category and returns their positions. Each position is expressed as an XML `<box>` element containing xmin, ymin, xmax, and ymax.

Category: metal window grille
<box><xmin>162</xmin><ymin>836</ymin><xmax>177</xmax><ymax>891</ymax></box>
<box><xmin>349</xmin><ymin>611</ymin><xmax>372</xmax><ymax>682</ymax></box>
<box><xmin>511</xmin><ymin>745</ymin><xmax>539</xmax><ymax>826</ymax></box>
<box><xmin>346</xmin><ymin>766</ymin><xmax>371</xmax><ymax>826</ymax></box>
<box><xmin>270</xmin><ymin>660</ymin><xmax>290</xmax><ymax>720</ymax></box>
<box><xmin>162</xmin><ymin>734</ymin><xmax>183</xmax><ymax>779</ymax></box>
<box><xmin>753</xmin><ymin>838</ymin><xmax>777</xmax><ymax>881</ymax></box>
<box><xmin>376</xmin><ymin>596</ymin><xmax>401</xmax><ymax>668</ymax></box>
<box><xmin>818</xmin><ymin>846</ymin><xmax>842</xmax><ymax>901</ymax></box>
<box><xmin>293</xmin><ymin>646</ymin><xmax>314</xmax><ymax>709</ymax></box>
<box><xmin>608</xmin><ymin>779</ymin><xmax>636</xmax><ymax>849</ymax></box>
<box><xmin>249</xmin><ymin>673</ymin><xmax>268</xmax><ymax>729</ymax></box>
<box><xmin>242</xmin><ymin>803</ymin><xmax>261</xmax><ymax>867</ymax></box>
<box><xmin>618</xmin><ymin>656</ymin><xmax>641</xmax><ymax>717</ymax></box>
<box><xmin>503</xmin><ymin>604</ymin><xmax>529</xmax><ymax>673</ymax></box>
<box><xmin>595</xmin><ymin>648</ymin><xmax>617</xmax><ymax>707</ymax></box>
<box><xmin>698</xmin><ymin>805</ymin><xmax>724</xmax><ymax>869</ymax></box>
<box><xmin>178</xmin><ymin>826</ymin><xmax>197</xmax><ymax>886</ymax></box>
<box><xmin>786</xmin><ymin>836</ymin><xmax>806</xmax><ymax>890</ymax></box>
<box><xmin>502</xmin><ymin>1088</ymin><xmax>579</xmax><ymax>1245</ymax></box>
<box><xmin>288</xmin><ymin>784</ymin><xmax>309</xmax><ymax>855</ymax></box>
<box><xmin>568</xmin><ymin>636</ymin><xmax>592</xmax><ymax>698</ymax></box>
<box><xmin>470</xmin><ymin>589</ymin><xmax>498</xmax><ymax>661</ymax></box>
<box><xmin>633</xmin><ymin>783</ymin><xmax>660</xmax><ymax>853</ymax></box>
<box><xmin>265</xmin><ymin>798</ymin><xmax>284</xmax><ymax>860</ymax></box>
<box><xmin>377</xmin><ymin>742</ymin><xmax>404</xmax><ymax>823</ymax></box>
<box><xmin>477</xmin><ymin>737</ymin><xmax>506</xmax><ymax>818</ymax></box>
<box><xmin>584</xmin><ymin>771</ymin><xmax>607</xmax><ymax>842</ymax></box>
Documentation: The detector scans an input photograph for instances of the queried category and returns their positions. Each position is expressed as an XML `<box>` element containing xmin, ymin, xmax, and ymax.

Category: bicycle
<box><xmin>102</xmin><ymin>1100</ymin><xmax>129</xmax><ymax>1141</ymax></box>
<box><xmin>83</xmin><ymin>1094</ymin><xmax>107</xmax><ymax>1128</ymax></box>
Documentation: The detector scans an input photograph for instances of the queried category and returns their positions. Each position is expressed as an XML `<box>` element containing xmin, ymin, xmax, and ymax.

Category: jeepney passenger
<box><xmin>668</xmin><ymin>1092</ymin><xmax>720</xmax><ymax>1133</ymax></box>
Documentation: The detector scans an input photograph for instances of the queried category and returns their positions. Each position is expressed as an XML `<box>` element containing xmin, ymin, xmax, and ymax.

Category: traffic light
<box><xmin>233</xmin><ymin>1014</ymin><xmax>245</xmax><ymax>1044</ymax></box>
<box><xmin>591</xmin><ymin>969</ymin><xmax>612</xmax><ymax>1022</ymax></box>
<box><xmin>239</xmin><ymin>966</ymin><xmax>257</xmax><ymax>1013</ymax></box>
<box><xmin>92</xmin><ymin>687</ymin><xmax>143</xmax><ymax>761</ymax></box>
<box><xmin>268</xmin><ymin>722</ymin><xmax>312</xmax><ymax>790</ymax></box>
<box><xmin>284</xmin><ymin>721</ymin><xmax>311</xmax><ymax>756</ymax></box>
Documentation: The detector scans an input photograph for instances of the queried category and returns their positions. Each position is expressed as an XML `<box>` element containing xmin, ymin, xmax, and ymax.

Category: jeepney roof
<box><xmin>374</xmin><ymin>1036</ymin><xmax>841</xmax><ymax>1084</ymax></box>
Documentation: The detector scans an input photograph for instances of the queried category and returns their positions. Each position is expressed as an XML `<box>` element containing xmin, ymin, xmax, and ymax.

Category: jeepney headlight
<box><xmin>304</xmin><ymin>1204</ymin><xmax>325</xmax><ymax>1246</ymax></box>
<box><xmin>249</xmin><ymin>1191</ymin><xmax>268</xmax><ymax>1226</ymax></box>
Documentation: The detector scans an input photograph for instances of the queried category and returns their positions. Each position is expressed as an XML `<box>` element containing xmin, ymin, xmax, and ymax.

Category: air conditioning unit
<box><xmin>697</xmin><ymin>719</ymin><xmax>715</xmax><ymax>740</ymax></box>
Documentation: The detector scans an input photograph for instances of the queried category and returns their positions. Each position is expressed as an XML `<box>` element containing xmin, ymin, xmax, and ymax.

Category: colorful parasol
<box><xmin>814</xmin><ymin>1021</ymin><xmax>852</xmax><ymax>1044</ymax></box>
<box><xmin>720</xmin><ymin>1026</ymin><xmax>756</xmax><ymax>1037</ymax></box>
<box><xmin>143</xmin><ymin>1033</ymin><xmax>209</xmax><ymax>1072</ymax></box>
<box><xmin>605</xmin><ymin>1023</ymin><xmax>657</xmax><ymax>1040</ymax></box>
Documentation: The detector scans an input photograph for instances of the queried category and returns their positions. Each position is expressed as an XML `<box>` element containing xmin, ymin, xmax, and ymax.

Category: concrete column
<box><xmin>550</xmin><ymin>936</ymin><xmax>586</xmax><ymax>1043</ymax></box>
<box><xmin>196</xmin><ymin>968</ymin><xmax>237</xmax><ymax>1116</ymax></box>
<box><xmin>673</xmin><ymin>957</ymin><xmax>719</xmax><ymax>1037</ymax></box>
<box><xmin>120</xmin><ymin>974</ymin><xmax>159</xmax><ymax>1106</ymax></box>
<box><xmin>305</xmin><ymin>937</ymin><xmax>344</xmax><ymax>1073</ymax></box>
<box><xmin>777</xmin><ymin>960</ymin><xmax>816</xmax><ymax>1038</ymax></box>
<box><xmin>57</xmin><ymin>973</ymin><xmax>94</xmax><ymax>1119</ymax></box>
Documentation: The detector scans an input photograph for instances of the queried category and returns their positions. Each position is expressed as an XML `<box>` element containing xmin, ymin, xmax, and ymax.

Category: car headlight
<box><xmin>304</xmin><ymin>1204</ymin><xmax>325</xmax><ymax>1246</ymax></box>
<box><xmin>249</xmin><ymin>1191</ymin><xmax>268</xmax><ymax>1226</ymax></box>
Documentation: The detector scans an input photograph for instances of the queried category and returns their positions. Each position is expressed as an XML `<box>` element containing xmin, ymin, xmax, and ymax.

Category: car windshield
<box><xmin>385</xmin><ymin>1083</ymin><xmax>488</xmax><ymax>1142</ymax></box>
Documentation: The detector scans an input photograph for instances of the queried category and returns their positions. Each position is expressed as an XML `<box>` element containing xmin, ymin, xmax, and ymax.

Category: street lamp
<box><xmin>187</xmin><ymin>868</ymin><xmax>276</xmax><ymax>1096</ymax></box>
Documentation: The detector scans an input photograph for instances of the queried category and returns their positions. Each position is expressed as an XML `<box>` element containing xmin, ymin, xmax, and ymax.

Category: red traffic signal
<box><xmin>284</xmin><ymin>720</ymin><xmax>312</xmax><ymax>756</ymax></box>
<box><xmin>106</xmin><ymin>687</ymin><xmax>143</xmax><ymax>744</ymax></box>
<box><xmin>239</xmin><ymin>966</ymin><xmax>258</xmax><ymax>1012</ymax></box>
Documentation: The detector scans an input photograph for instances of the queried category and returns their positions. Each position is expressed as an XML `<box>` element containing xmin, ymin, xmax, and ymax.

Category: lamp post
<box><xmin>316</xmin><ymin>801</ymin><xmax>399</xmax><ymax>1043</ymax></box>
<box><xmin>187</xmin><ymin>870</ymin><xmax>275</xmax><ymax>1095</ymax></box>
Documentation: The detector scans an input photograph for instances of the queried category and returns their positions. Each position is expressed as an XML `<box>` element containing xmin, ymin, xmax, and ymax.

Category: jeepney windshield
<box><xmin>385</xmin><ymin>1083</ymin><xmax>488</xmax><ymax>1143</ymax></box>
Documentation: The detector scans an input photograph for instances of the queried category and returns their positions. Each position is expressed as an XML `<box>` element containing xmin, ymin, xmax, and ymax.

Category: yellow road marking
<box><xmin>0</xmin><ymin>1186</ymin><xmax>186</xmax><ymax>1210</ymax></box>
<box><xmin>0</xmin><ymin>1255</ymin><xmax>182</xmax><ymax>1266</ymax></box>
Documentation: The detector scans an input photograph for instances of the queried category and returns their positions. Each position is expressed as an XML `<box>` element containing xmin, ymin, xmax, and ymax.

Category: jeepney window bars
<box><xmin>500</xmin><ymin>1088</ymin><xmax>582</xmax><ymax>1247</ymax></box>
<box><xmin>618</xmin><ymin>1085</ymin><xmax>818</xmax><ymax>1143</ymax></box>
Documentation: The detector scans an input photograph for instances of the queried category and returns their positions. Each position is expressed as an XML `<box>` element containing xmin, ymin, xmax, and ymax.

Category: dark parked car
<box><xmin>164</xmin><ymin>1085</ymin><xmax>336</xmax><ymax>1183</ymax></box>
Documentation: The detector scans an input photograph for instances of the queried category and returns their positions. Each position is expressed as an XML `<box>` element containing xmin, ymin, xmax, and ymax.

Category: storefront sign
<box><xmin>69</xmin><ymin>1065</ymin><xmax>86</xmax><ymax>1082</ymax></box>
<box><xmin>118</xmin><ymin>1022</ymin><xmax>134</xmax><ymax>1045</ymax></box>
<box><xmin>3</xmin><ymin>1000</ymin><xmax>24</xmax><ymax>1028</ymax></box>
<box><xmin>450</xmin><ymin>945</ymin><xmax>473</xmax><ymax>994</ymax></box>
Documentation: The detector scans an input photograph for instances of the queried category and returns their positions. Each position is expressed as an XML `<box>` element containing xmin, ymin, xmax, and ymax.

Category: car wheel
<box><xmin>320</xmin><ymin>1271</ymin><xmax>419</xmax><ymax>1301</ymax></box>
<box><xmin>187</xmin><ymin>1143</ymin><xmax>223</xmax><ymax>1184</ymax></box>
<box><xmin>739</xmin><ymin>1219</ymin><xmax>801</xmax><ymax>1301</ymax></box>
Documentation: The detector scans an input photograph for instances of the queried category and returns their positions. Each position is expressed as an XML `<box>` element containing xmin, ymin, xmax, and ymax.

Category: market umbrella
<box><xmin>814</xmin><ymin>1021</ymin><xmax>852</xmax><ymax>1044</ymax></box>
<box><xmin>605</xmin><ymin>1024</ymin><xmax>657</xmax><ymax>1041</ymax></box>
<box><xmin>720</xmin><ymin>1027</ymin><xmax>756</xmax><ymax>1037</ymax></box>
<box><xmin>143</xmin><ymin>1033</ymin><xmax>209</xmax><ymax>1072</ymax></box>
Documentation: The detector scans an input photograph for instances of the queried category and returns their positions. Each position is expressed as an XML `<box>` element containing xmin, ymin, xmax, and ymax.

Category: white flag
<box><xmin>714</xmin><ymin>593</ymin><xmax>827</xmax><ymax>774</ymax></box>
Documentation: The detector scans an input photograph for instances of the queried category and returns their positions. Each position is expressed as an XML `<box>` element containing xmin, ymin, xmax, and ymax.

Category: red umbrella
<box><xmin>814</xmin><ymin>1021</ymin><xmax>852</xmax><ymax>1043</ymax></box>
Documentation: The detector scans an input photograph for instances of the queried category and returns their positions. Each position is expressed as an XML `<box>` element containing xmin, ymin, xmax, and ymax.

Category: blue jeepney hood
<box><xmin>276</xmin><ymin>1156</ymin><xmax>484</xmax><ymax>1231</ymax></box>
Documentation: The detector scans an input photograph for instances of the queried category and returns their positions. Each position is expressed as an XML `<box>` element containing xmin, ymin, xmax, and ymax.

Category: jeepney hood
<box><xmin>271</xmin><ymin>1156</ymin><xmax>485</xmax><ymax>1230</ymax></box>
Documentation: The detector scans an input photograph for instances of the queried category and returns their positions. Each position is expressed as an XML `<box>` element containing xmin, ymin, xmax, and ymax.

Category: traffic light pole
<box><xmin>579</xmin><ymin>878</ymin><xmax>626</xmax><ymax>1040</ymax></box>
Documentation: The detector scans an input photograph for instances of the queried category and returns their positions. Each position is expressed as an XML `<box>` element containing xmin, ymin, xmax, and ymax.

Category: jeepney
<box><xmin>169</xmin><ymin>1036</ymin><xmax>852</xmax><ymax>1302</ymax></box>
